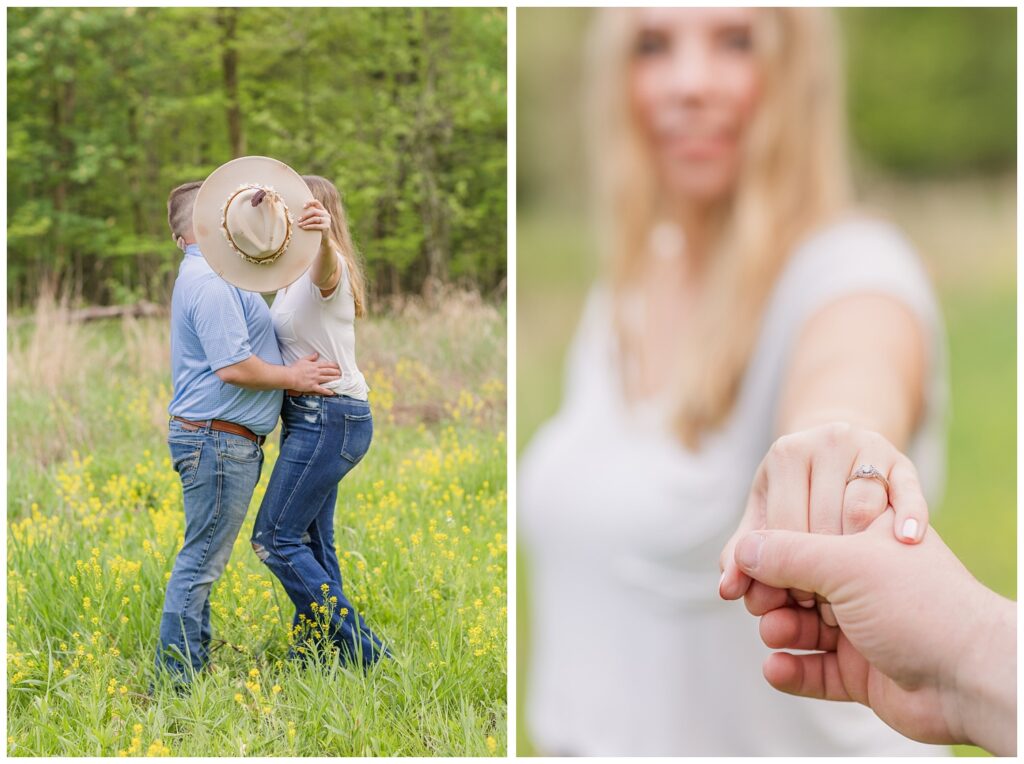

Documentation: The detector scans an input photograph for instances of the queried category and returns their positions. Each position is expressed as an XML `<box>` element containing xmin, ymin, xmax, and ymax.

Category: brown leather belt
<box><xmin>285</xmin><ymin>389</ymin><xmax>329</xmax><ymax>397</ymax></box>
<box><xmin>171</xmin><ymin>416</ymin><xmax>266</xmax><ymax>445</ymax></box>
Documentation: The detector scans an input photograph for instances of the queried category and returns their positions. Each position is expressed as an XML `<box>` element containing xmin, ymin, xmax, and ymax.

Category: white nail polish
<box><xmin>820</xmin><ymin>602</ymin><xmax>838</xmax><ymax>627</ymax></box>
<box><xmin>901</xmin><ymin>518</ymin><xmax>919</xmax><ymax>541</ymax></box>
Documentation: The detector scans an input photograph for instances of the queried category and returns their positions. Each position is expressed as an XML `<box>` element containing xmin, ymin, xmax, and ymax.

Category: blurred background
<box><xmin>518</xmin><ymin>7</ymin><xmax>1014</xmax><ymax>757</ymax></box>
<box><xmin>8</xmin><ymin>6</ymin><xmax>506</xmax><ymax>307</ymax></box>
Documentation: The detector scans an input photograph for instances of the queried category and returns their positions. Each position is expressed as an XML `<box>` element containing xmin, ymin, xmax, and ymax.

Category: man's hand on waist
<box><xmin>287</xmin><ymin>352</ymin><xmax>340</xmax><ymax>395</ymax></box>
<box><xmin>215</xmin><ymin>352</ymin><xmax>339</xmax><ymax>394</ymax></box>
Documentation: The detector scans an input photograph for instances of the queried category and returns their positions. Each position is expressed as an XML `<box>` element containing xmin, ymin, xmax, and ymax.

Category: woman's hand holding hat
<box><xmin>298</xmin><ymin>199</ymin><xmax>332</xmax><ymax>240</ymax></box>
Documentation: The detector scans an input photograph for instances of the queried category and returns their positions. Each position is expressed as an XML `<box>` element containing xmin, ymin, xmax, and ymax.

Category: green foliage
<box><xmin>7</xmin><ymin>7</ymin><xmax>507</xmax><ymax>305</ymax></box>
<box><xmin>843</xmin><ymin>7</ymin><xmax>1016</xmax><ymax>175</ymax></box>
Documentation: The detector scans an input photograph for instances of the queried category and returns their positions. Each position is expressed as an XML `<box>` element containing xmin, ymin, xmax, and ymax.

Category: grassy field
<box><xmin>516</xmin><ymin>176</ymin><xmax>1016</xmax><ymax>757</ymax></box>
<box><xmin>7</xmin><ymin>291</ymin><xmax>507</xmax><ymax>757</ymax></box>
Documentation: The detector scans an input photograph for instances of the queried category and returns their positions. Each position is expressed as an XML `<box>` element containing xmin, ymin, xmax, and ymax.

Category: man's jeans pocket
<box><xmin>221</xmin><ymin>434</ymin><xmax>262</xmax><ymax>464</ymax></box>
<box><xmin>168</xmin><ymin>438</ymin><xmax>204</xmax><ymax>488</ymax></box>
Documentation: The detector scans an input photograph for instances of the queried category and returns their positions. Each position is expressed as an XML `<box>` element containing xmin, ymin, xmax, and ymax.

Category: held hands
<box><xmin>728</xmin><ymin>513</ymin><xmax>1015</xmax><ymax>755</ymax></box>
<box><xmin>288</xmin><ymin>352</ymin><xmax>339</xmax><ymax>396</ymax></box>
<box><xmin>718</xmin><ymin>423</ymin><xmax>1017</xmax><ymax>754</ymax></box>
<box><xmin>719</xmin><ymin>423</ymin><xmax>929</xmax><ymax>625</ymax></box>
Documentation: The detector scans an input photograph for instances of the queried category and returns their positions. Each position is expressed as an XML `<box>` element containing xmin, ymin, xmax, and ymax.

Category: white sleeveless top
<box><xmin>270</xmin><ymin>252</ymin><xmax>370</xmax><ymax>400</ymax></box>
<box><xmin>518</xmin><ymin>217</ymin><xmax>949</xmax><ymax>756</ymax></box>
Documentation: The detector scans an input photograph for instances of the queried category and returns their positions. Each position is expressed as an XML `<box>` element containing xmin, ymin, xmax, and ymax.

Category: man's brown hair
<box><xmin>167</xmin><ymin>181</ymin><xmax>203</xmax><ymax>241</ymax></box>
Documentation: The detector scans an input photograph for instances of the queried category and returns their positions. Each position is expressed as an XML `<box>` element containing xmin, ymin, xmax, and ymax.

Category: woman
<box><xmin>250</xmin><ymin>175</ymin><xmax>389</xmax><ymax>666</ymax></box>
<box><xmin>519</xmin><ymin>8</ymin><xmax>948</xmax><ymax>756</ymax></box>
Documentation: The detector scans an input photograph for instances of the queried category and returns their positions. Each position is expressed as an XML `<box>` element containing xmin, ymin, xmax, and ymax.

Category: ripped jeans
<box><xmin>250</xmin><ymin>393</ymin><xmax>389</xmax><ymax>666</ymax></box>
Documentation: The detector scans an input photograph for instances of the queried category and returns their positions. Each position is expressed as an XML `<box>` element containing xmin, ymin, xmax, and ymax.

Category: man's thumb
<box><xmin>733</xmin><ymin>530</ymin><xmax>846</xmax><ymax>599</ymax></box>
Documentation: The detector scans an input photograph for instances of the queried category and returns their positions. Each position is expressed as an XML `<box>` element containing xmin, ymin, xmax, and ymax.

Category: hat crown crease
<box><xmin>223</xmin><ymin>186</ymin><xmax>290</xmax><ymax>263</ymax></box>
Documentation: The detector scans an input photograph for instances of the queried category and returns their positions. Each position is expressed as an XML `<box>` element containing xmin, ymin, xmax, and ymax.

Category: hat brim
<box><xmin>193</xmin><ymin>156</ymin><xmax>319</xmax><ymax>293</ymax></box>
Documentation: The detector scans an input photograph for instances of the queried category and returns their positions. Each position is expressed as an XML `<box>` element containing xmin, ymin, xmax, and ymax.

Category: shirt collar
<box><xmin>184</xmin><ymin>243</ymin><xmax>202</xmax><ymax>258</ymax></box>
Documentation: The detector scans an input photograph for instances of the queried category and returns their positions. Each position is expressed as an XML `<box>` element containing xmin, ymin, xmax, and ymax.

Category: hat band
<box><xmin>220</xmin><ymin>185</ymin><xmax>293</xmax><ymax>266</ymax></box>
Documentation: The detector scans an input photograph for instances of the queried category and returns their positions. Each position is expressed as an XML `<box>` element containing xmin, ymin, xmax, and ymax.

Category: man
<box><xmin>155</xmin><ymin>181</ymin><xmax>340</xmax><ymax>685</ymax></box>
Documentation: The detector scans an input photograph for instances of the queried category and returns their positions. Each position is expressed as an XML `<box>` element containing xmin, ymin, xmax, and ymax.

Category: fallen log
<box><xmin>9</xmin><ymin>301</ymin><xmax>167</xmax><ymax>326</ymax></box>
<box><xmin>68</xmin><ymin>301</ymin><xmax>166</xmax><ymax>322</ymax></box>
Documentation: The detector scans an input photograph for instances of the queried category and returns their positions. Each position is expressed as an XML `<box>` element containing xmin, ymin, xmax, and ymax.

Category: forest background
<box><xmin>8</xmin><ymin>6</ymin><xmax>507</xmax><ymax>307</ymax></box>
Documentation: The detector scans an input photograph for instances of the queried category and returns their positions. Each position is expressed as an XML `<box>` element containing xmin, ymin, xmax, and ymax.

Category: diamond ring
<box><xmin>846</xmin><ymin>463</ymin><xmax>890</xmax><ymax>493</ymax></box>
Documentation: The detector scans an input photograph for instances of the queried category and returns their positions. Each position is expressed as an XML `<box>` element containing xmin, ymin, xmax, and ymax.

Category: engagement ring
<box><xmin>846</xmin><ymin>463</ymin><xmax>890</xmax><ymax>493</ymax></box>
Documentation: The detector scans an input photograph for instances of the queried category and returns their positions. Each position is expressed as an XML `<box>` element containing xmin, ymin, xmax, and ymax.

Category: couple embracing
<box><xmin>155</xmin><ymin>157</ymin><xmax>389</xmax><ymax>686</ymax></box>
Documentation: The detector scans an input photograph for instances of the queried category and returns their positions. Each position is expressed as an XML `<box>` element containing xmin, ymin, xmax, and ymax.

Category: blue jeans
<box><xmin>251</xmin><ymin>394</ymin><xmax>389</xmax><ymax>666</ymax></box>
<box><xmin>155</xmin><ymin>419</ymin><xmax>264</xmax><ymax>682</ymax></box>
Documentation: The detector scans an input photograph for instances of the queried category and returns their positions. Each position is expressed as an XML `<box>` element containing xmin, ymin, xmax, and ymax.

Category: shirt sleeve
<box><xmin>189</xmin><ymin>276</ymin><xmax>254</xmax><ymax>372</ymax></box>
<box><xmin>774</xmin><ymin>216</ymin><xmax>942</xmax><ymax>336</ymax></box>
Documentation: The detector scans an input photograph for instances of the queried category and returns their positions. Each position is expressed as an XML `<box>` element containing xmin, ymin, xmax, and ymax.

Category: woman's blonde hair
<box><xmin>585</xmin><ymin>8</ymin><xmax>851</xmax><ymax>448</ymax></box>
<box><xmin>302</xmin><ymin>175</ymin><xmax>367</xmax><ymax>317</ymax></box>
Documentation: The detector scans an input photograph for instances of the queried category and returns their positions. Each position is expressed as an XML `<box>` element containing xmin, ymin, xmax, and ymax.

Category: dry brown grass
<box><xmin>359</xmin><ymin>287</ymin><xmax>506</xmax><ymax>426</ymax></box>
<box><xmin>858</xmin><ymin>173</ymin><xmax>1015</xmax><ymax>291</ymax></box>
<box><xmin>8</xmin><ymin>286</ymin><xmax>505</xmax><ymax>476</ymax></box>
<box><xmin>8</xmin><ymin>284</ymin><xmax>87</xmax><ymax>395</ymax></box>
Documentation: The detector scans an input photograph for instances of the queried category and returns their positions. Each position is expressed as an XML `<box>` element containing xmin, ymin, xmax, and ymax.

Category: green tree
<box><xmin>843</xmin><ymin>7</ymin><xmax>1016</xmax><ymax>175</ymax></box>
<box><xmin>7</xmin><ymin>7</ymin><xmax>507</xmax><ymax>306</ymax></box>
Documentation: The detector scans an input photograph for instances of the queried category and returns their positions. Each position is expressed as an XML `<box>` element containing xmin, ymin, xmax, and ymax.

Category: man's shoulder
<box><xmin>178</xmin><ymin>264</ymin><xmax>243</xmax><ymax>303</ymax></box>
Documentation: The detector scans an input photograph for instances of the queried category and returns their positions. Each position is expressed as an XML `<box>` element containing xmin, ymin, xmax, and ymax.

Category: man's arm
<box><xmin>216</xmin><ymin>352</ymin><xmax>340</xmax><ymax>395</ymax></box>
<box><xmin>189</xmin><ymin>275</ymin><xmax>340</xmax><ymax>395</ymax></box>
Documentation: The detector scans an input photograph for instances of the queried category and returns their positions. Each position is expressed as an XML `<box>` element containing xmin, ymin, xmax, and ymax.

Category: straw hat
<box><xmin>193</xmin><ymin>156</ymin><xmax>320</xmax><ymax>293</ymax></box>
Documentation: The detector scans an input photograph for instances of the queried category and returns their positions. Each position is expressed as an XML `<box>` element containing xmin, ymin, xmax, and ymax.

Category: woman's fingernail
<box><xmin>717</xmin><ymin>570</ymin><xmax>727</xmax><ymax>595</ymax></box>
<box><xmin>820</xmin><ymin>602</ymin><xmax>838</xmax><ymax>627</ymax></box>
<box><xmin>797</xmin><ymin>598</ymin><xmax>815</xmax><ymax>608</ymax></box>
<box><xmin>900</xmin><ymin>518</ymin><xmax>919</xmax><ymax>541</ymax></box>
<box><xmin>736</xmin><ymin>533</ymin><xmax>765</xmax><ymax>572</ymax></box>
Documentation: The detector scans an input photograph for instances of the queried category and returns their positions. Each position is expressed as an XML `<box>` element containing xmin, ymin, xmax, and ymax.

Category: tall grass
<box><xmin>7</xmin><ymin>290</ymin><xmax>507</xmax><ymax>756</ymax></box>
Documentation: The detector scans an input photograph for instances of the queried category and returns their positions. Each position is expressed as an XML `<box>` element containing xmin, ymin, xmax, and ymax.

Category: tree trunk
<box><xmin>416</xmin><ymin>9</ymin><xmax>452</xmax><ymax>302</ymax></box>
<box><xmin>51</xmin><ymin>67</ymin><xmax>77</xmax><ymax>298</ymax></box>
<box><xmin>218</xmin><ymin>9</ymin><xmax>245</xmax><ymax>158</ymax></box>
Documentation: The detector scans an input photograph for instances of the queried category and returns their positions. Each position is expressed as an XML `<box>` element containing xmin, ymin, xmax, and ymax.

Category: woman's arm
<box><xmin>310</xmin><ymin>241</ymin><xmax>341</xmax><ymax>298</ymax></box>
<box><xmin>776</xmin><ymin>293</ymin><xmax>926</xmax><ymax>447</ymax></box>
<box><xmin>719</xmin><ymin>293</ymin><xmax>933</xmax><ymax>612</ymax></box>
<box><xmin>773</xmin><ymin>293</ymin><xmax>929</xmax><ymax>540</ymax></box>
<box><xmin>298</xmin><ymin>200</ymin><xmax>342</xmax><ymax>298</ymax></box>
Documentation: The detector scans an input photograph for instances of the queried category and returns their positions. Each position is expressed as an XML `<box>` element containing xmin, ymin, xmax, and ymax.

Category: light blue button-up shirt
<box><xmin>167</xmin><ymin>244</ymin><xmax>283</xmax><ymax>435</ymax></box>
